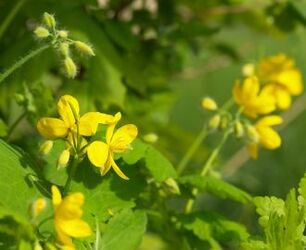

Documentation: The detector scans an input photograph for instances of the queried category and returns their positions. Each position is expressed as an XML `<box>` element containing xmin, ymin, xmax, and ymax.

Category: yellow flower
<box><xmin>87</xmin><ymin>112</ymin><xmax>138</xmax><ymax>180</ymax></box>
<box><xmin>233</xmin><ymin>76</ymin><xmax>275</xmax><ymax>118</ymax></box>
<box><xmin>258</xmin><ymin>54</ymin><xmax>303</xmax><ymax>110</ymax></box>
<box><xmin>51</xmin><ymin>186</ymin><xmax>91</xmax><ymax>249</ymax></box>
<box><xmin>247</xmin><ymin>115</ymin><xmax>283</xmax><ymax>159</ymax></box>
<box><xmin>37</xmin><ymin>95</ymin><xmax>113</xmax><ymax>143</ymax></box>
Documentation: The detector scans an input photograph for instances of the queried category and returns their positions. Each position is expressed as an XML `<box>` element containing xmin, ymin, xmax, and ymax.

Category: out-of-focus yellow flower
<box><xmin>246</xmin><ymin>115</ymin><xmax>283</xmax><ymax>159</ymax></box>
<box><xmin>37</xmin><ymin>95</ymin><xmax>113</xmax><ymax>143</ymax></box>
<box><xmin>201</xmin><ymin>97</ymin><xmax>218</xmax><ymax>111</ymax></box>
<box><xmin>258</xmin><ymin>54</ymin><xmax>303</xmax><ymax>110</ymax></box>
<box><xmin>87</xmin><ymin>112</ymin><xmax>138</xmax><ymax>180</ymax></box>
<box><xmin>39</xmin><ymin>140</ymin><xmax>54</xmax><ymax>155</ymax></box>
<box><xmin>51</xmin><ymin>186</ymin><xmax>91</xmax><ymax>250</ymax></box>
<box><xmin>242</xmin><ymin>63</ymin><xmax>255</xmax><ymax>77</ymax></box>
<box><xmin>31</xmin><ymin>198</ymin><xmax>46</xmax><ymax>218</ymax></box>
<box><xmin>233</xmin><ymin>76</ymin><xmax>275</xmax><ymax>118</ymax></box>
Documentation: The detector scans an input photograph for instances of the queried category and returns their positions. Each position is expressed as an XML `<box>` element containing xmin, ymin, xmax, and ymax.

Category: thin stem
<box><xmin>6</xmin><ymin>112</ymin><xmax>27</xmax><ymax>141</ymax></box>
<box><xmin>0</xmin><ymin>44</ymin><xmax>50</xmax><ymax>84</ymax></box>
<box><xmin>177</xmin><ymin>125</ymin><xmax>208</xmax><ymax>175</ymax></box>
<box><xmin>184</xmin><ymin>130</ymin><xmax>231</xmax><ymax>213</ymax></box>
<box><xmin>63</xmin><ymin>157</ymin><xmax>80</xmax><ymax>195</ymax></box>
<box><xmin>0</xmin><ymin>0</ymin><xmax>27</xmax><ymax>40</ymax></box>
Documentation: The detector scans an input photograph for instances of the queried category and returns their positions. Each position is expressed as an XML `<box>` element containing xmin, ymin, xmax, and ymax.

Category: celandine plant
<box><xmin>1</xmin><ymin>11</ymin><xmax>306</xmax><ymax>250</ymax></box>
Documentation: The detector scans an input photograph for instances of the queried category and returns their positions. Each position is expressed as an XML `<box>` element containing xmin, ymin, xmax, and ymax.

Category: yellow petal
<box><xmin>246</xmin><ymin>144</ymin><xmax>258</xmax><ymax>159</ymax></box>
<box><xmin>79</xmin><ymin>112</ymin><xmax>115</xmax><ymax>136</ymax></box>
<box><xmin>87</xmin><ymin>141</ymin><xmax>109</xmax><ymax>167</ymax></box>
<box><xmin>110</xmin><ymin>157</ymin><xmax>129</xmax><ymax>180</ymax></box>
<box><xmin>241</xmin><ymin>76</ymin><xmax>260</xmax><ymax>100</ymax></box>
<box><xmin>277</xmin><ymin>69</ymin><xmax>303</xmax><ymax>95</ymax></box>
<box><xmin>52</xmin><ymin>185</ymin><xmax>62</xmax><ymax>207</ymax></box>
<box><xmin>55</xmin><ymin>225</ymin><xmax>74</xmax><ymax>249</ymax></box>
<box><xmin>60</xmin><ymin>219</ymin><xmax>92</xmax><ymax>238</ymax></box>
<box><xmin>58</xmin><ymin>193</ymin><xmax>84</xmax><ymax>220</ymax></box>
<box><xmin>37</xmin><ymin>118</ymin><xmax>68</xmax><ymax>139</ymax></box>
<box><xmin>101</xmin><ymin>156</ymin><xmax>112</xmax><ymax>176</ymax></box>
<box><xmin>275</xmin><ymin>88</ymin><xmax>291</xmax><ymax>110</ymax></box>
<box><xmin>233</xmin><ymin>80</ymin><xmax>242</xmax><ymax>104</ymax></box>
<box><xmin>256</xmin><ymin>115</ymin><xmax>283</xmax><ymax>127</ymax></box>
<box><xmin>111</xmin><ymin>124</ymin><xmax>138</xmax><ymax>152</ymax></box>
<box><xmin>57</xmin><ymin>95</ymin><xmax>80</xmax><ymax>127</ymax></box>
<box><xmin>106</xmin><ymin>112</ymin><xmax>122</xmax><ymax>144</ymax></box>
<box><xmin>257</xmin><ymin>127</ymin><xmax>281</xmax><ymax>149</ymax></box>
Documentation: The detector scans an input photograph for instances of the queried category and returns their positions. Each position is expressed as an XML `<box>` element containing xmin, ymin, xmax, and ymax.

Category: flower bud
<box><xmin>234</xmin><ymin>121</ymin><xmax>244</xmax><ymax>138</ymax></box>
<box><xmin>34</xmin><ymin>241</ymin><xmax>43</xmax><ymax>250</ymax></box>
<box><xmin>74</xmin><ymin>41</ymin><xmax>95</xmax><ymax>56</ymax></box>
<box><xmin>39</xmin><ymin>140</ymin><xmax>53</xmax><ymax>155</ymax></box>
<box><xmin>57</xmin><ymin>149</ymin><xmax>70</xmax><ymax>168</ymax></box>
<box><xmin>63</xmin><ymin>57</ymin><xmax>77</xmax><ymax>78</ymax></box>
<box><xmin>220</xmin><ymin>116</ymin><xmax>228</xmax><ymax>130</ymax></box>
<box><xmin>246</xmin><ymin>125</ymin><xmax>259</xmax><ymax>143</ymax></box>
<box><xmin>59</xmin><ymin>42</ymin><xmax>70</xmax><ymax>57</ymax></box>
<box><xmin>209</xmin><ymin>115</ymin><xmax>221</xmax><ymax>129</ymax></box>
<box><xmin>58</xmin><ymin>30</ymin><xmax>68</xmax><ymax>38</ymax></box>
<box><xmin>164</xmin><ymin>178</ymin><xmax>180</xmax><ymax>195</ymax></box>
<box><xmin>143</xmin><ymin>133</ymin><xmax>158</xmax><ymax>143</ymax></box>
<box><xmin>242</xmin><ymin>63</ymin><xmax>255</xmax><ymax>77</ymax></box>
<box><xmin>45</xmin><ymin>243</ymin><xmax>57</xmax><ymax>250</ymax></box>
<box><xmin>43</xmin><ymin>12</ymin><xmax>56</xmax><ymax>29</ymax></box>
<box><xmin>202</xmin><ymin>97</ymin><xmax>218</xmax><ymax>111</ymax></box>
<box><xmin>31</xmin><ymin>198</ymin><xmax>46</xmax><ymax>218</ymax></box>
<box><xmin>34</xmin><ymin>26</ymin><xmax>50</xmax><ymax>38</ymax></box>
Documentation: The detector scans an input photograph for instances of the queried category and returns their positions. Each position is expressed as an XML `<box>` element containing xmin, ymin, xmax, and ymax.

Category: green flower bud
<box><xmin>39</xmin><ymin>140</ymin><xmax>53</xmax><ymax>155</ymax></box>
<box><xmin>143</xmin><ymin>133</ymin><xmax>158</xmax><ymax>143</ymax></box>
<box><xmin>58</xmin><ymin>30</ymin><xmax>68</xmax><ymax>38</ymax></box>
<box><xmin>164</xmin><ymin>178</ymin><xmax>180</xmax><ymax>195</ymax></box>
<box><xmin>234</xmin><ymin>121</ymin><xmax>244</xmax><ymax>138</ymax></box>
<box><xmin>246</xmin><ymin>125</ymin><xmax>259</xmax><ymax>144</ymax></box>
<box><xmin>57</xmin><ymin>149</ymin><xmax>70</xmax><ymax>168</ymax></box>
<box><xmin>74</xmin><ymin>41</ymin><xmax>95</xmax><ymax>56</ymax></box>
<box><xmin>34</xmin><ymin>26</ymin><xmax>50</xmax><ymax>38</ymax></box>
<box><xmin>59</xmin><ymin>42</ymin><xmax>70</xmax><ymax>57</ymax></box>
<box><xmin>43</xmin><ymin>12</ymin><xmax>56</xmax><ymax>29</ymax></box>
<box><xmin>63</xmin><ymin>57</ymin><xmax>77</xmax><ymax>78</ymax></box>
<box><xmin>209</xmin><ymin>115</ymin><xmax>221</xmax><ymax>129</ymax></box>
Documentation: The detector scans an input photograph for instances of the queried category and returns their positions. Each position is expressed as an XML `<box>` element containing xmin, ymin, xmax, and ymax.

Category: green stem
<box><xmin>6</xmin><ymin>111</ymin><xmax>27</xmax><ymax>141</ymax></box>
<box><xmin>63</xmin><ymin>157</ymin><xmax>79</xmax><ymax>195</ymax></box>
<box><xmin>0</xmin><ymin>44</ymin><xmax>50</xmax><ymax>84</ymax></box>
<box><xmin>0</xmin><ymin>0</ymin><xmax>27</xmax><ymax>40</ymax></box>
<box><xmin>184</xmin><ymin>130</ymin><xmax>231</xmax><ymax>213</ymax></box>
<box><xmin>177</xmin><ymin>125</ymin><xmax>208</xmax><ymax>175</ymax></box>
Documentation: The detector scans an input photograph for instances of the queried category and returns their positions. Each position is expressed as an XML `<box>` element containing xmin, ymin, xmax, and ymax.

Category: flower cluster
<box><xmin>34</xmin><ymin>12</ymin><xmax>95</xmax><ymax>78</ymax></box>
<box><xmin>202</xmin><ymin>53</ymin><xmax>303</xmax><ymax>159</ymax></box>
<box><xmin>37</xmin><ymin>95</ymin><xmax>137</xmax><ymax>179</ymax></box>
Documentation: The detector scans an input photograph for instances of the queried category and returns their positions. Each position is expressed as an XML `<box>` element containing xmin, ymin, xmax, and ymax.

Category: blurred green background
<box><xmin>1</xmin><ymin>0</ymin><xmax>306</xmax><ymax>238</ymax></box>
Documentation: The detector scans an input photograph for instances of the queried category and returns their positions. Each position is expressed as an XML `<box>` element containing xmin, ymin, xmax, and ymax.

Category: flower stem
<box><xmin>63</xmin><ymin>156</ymin><xmax>79</xmax><ymax>195</ymax></box>
<box><xmin>6</xmin><ymin>111</ymin><xmax>27</xmax><ymax>141</ymax></box>
<box><xmin>0</xmin><ymin>44</ymin><xmax>50</xmax><ymax>84</ymax></box>
<box><xmin>0</xmin><ymin>0</ymin><xmax>27</xmax><ymax>41</ymax></box>
<box><xmin>177</xmin><ymin>125</ymin><xmax>208</xmax><ymax>175</ymax></box>
<box><xmin>184</xmin><ymin>130</ymin><xmax>231</xmax><ymax>213</ymax></box>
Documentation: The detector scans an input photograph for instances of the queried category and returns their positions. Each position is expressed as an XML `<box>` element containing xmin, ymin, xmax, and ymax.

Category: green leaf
<box><xmin>0</xmin><ymin>119</ymin><xmax>7</xmax><ymax>137</ymax></box>
<box><xmin>122</xmin><ymin>139</ymin><xmax>148</xmax><ymax>165</ymax></box>
<box><xmin>100</xmin><ymin>209</ymin><xmax>147</xmax><ymax>250</ymax></box>
<box><xmin>179</xmin><ymin>175</ymin><xmax>252</xmax><ymax>204</ymax></box>
<box><xmin>177</xmin><ymin>211</ymin><xmax>249</xmax><ymax>248</ymax></box>
<box><xmin>0</xmin><ymin>207</ymin><xmax>34</xmax><ymax>249</ymax></box>
<box><xmin>144</xmin><ymin>145</ymin><xmax>177</xmax><ymax>182</ymax></box>
<box><xmin>0</xmin><ymin>140</ymin><xmax>39</xmax><ymax>217</ymax></box>
<box><xmin>71</xmin><ymin>159</ymin><xmax>146</xmax><ymax>222</ymax></box>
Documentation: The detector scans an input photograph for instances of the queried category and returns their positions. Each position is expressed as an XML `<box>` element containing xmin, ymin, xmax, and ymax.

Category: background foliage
<box><xmin>1</xmin><ymin>0</ymin><xmax>306</xmax><ymax>249</ymax></box>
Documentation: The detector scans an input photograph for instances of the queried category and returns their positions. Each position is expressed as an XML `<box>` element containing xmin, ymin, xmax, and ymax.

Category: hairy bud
<box><xmin>63</xmin><ymin>57</ymin><xmax>77</xmax><ymax>78</ymax></box>
<box><xmin>74</xmin><ymin>41</ymin><xmax>95</xmax><ymax>56</ymax></box>
<box><xmin>34</xmin><ymin>26</ymin><xmax>50</xmax><ymax>38</ymax></box>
